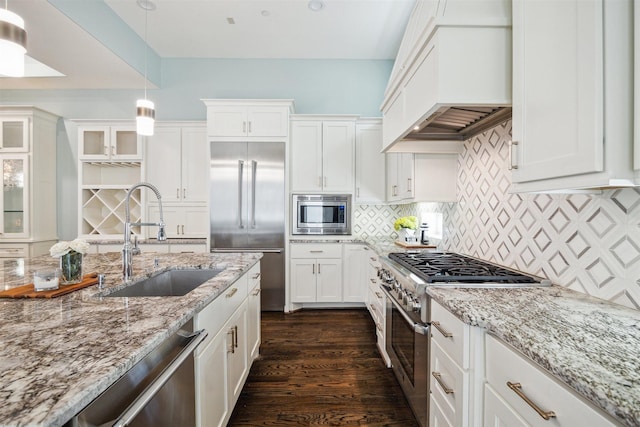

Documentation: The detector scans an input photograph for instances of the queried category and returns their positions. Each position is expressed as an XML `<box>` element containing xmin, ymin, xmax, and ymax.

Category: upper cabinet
<box><xmin>0</xmin><ymin>118</ymin><xmax>29</xmax><ymax>152</ymax></box>
<box><xmin>146</xmin><ymin>124</ymin><xmax>208</xmax><ymax>204</ymax></box>
<box><xmin>78</xmin><ymin>124</ymin><xmax>142</xmax><ymax>161</ymax></box>
<box><xmin>381</xmin><ymin>0</ymin><xmax>512</xmax><ymax>152</ymax></box>
<box><xmin>511</xmin><ymin>0</ymin><xmax>635</xmax><ymax>192</ymax></box>
<box><xmin>355</xmin><ymin>119</ymin><xmax>386</xmax><ymax>204</ymax></box>
<box><xmin>386</xmin><ymin>153</ymin><xmax>414</xmax><ymax>202</ymax></box>
<box><xmin>203</xmin><ymin>99</ymin><xmax>294</xmax><ymax>140</ymax></box>
<box><xmin>290</xmin><ymin>115</ymin><xmax>356</xmax><ymax>193</ymax></box>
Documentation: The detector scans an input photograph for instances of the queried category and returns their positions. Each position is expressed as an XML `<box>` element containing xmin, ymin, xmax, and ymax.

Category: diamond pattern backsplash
<box><xmin>422</xmin><ymin>120</ymin><xmax>640</xmax><ymax>310</ymax></box>
<box><xmin>353</xmin><ymin>204</ymin><xmax>404</xmax><ymax>240</ymax></box>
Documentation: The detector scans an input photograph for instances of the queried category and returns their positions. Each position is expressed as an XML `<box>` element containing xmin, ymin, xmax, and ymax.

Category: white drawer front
<box><xmin>430</xmin><ymin>339</ymin><xmax>468</xmax><ymax>427</ymax></box>
<box><xmin>430</xmin><ymin>394</ymin><xmax>454</xmax><ymax>427</ymax></box>
<box><xmin>484</xmin><ymin>383</ymin><xmax>529</xmax><ymax>427</ymax></box>
<box><xmin>289</xmin><ymin>243</ymin><xmax>342</xmax><ymax>258</ymax></box>
<box><xmin>431</xmin><ymin>300</ymin><xmax>470</xmax><ymax>369</ymax></box>
<box><xmin>485</xmin><ymin>334</ymin><xmax>620</xmax><ymax>427</ymax></box>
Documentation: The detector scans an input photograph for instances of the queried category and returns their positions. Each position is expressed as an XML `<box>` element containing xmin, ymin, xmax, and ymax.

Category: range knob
<box><xmin>412</xmin><ymin>297</ymin><xmax>422</xmax><ymax>312</ymax></box>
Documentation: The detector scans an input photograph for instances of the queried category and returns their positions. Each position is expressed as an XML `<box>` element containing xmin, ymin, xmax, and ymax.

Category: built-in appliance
<box><xmin>210</xmin><ymin>141</ymin><xmax>285</xmax><ymax>311</ymax></box>
<box><xmin>66</xmin><ymin>320</ymin><xmax>207</xmax><ymax>427</ymax></box>
<box><xmin>292</xmin><ymin>194</ymin><xmax>351</xmax><ymax>235</ymax></box>
<box><xmin>379</xmin><ymin>251</ymin><xmax>550</xmax><ymax>427</ymax></box>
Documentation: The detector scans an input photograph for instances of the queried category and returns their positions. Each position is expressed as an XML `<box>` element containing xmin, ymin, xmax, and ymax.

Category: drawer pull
<box><xmin>432</xmin><ymin>372</ymin><xmax>453</xmax><ymax>394</ymax></box>
<box><xmin>507</xmin><ymin>381</ymin><xmax>556</xmax><ymax>420</ymax></box>
<box><xmin>310</xmin><ymin>250</ymin><xmax>324</xmax><ymax>253</ymax></box>
<box><xmin>226</xmin><ymin>288</ymin><xmax>238</xmax><ymax>298</ymax></box>
<box><xmin>375</xmin><ymin>291</ymin><xmax>383</xmax><ymax>299</ymax></box>
<box><xmin>252</xmin><ymin>272</ymin><xmax>261</xmax><ymax>280</ymax></box>
<box><xmin>252</xmin><ymin>289</ymin><xmax>261</xmax><ymax>296</ymax></box>
<box><xmin>432</xmin><ymin>321</ymin><xmax>453</xmax><ymax>338</ymax></box>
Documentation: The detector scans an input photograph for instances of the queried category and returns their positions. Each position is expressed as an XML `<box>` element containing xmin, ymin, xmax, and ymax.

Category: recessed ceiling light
<box><xmin>261</xmin><ymin>10</ymin><xmax>271</xmax><ymax>17</ymax></box>
<box><xmin>227</xmin><ymin>17</ymin><xmax>236</xmax><ymax>24</ymax></box>
<box><xmin>136</xmin><ymin>0</ymin><xmax>156</xmax><ymax>11</ymax></box>
<box><xmin>308</xmin><ymin>0</ymin><xmax>324</xmax><ymax>12</ymax></box>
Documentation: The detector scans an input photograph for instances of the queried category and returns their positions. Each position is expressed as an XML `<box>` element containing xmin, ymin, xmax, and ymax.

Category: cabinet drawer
<box><xmin>195</xmin><ymin>276</ymin><xmax>248</xmax><ymax>351</ymax></box>
<box><xmin>429</xmin><ymin>394</ymin><xmax>454</xmax><ymax>427</ymax></box>
<box><xmin>290</xmin><ymin>243</ymin><xmax>342</xmax><ymax>258</ymax></box>
<box><xmin>0</xmin><ymin>245</ymin><xmax>27</xmax><ymax>258</ymax></box>
<box><xmin>431</xmin><ymin>300</ymin><xmax>470</xmax><ymax>369</ymax></box>
<box><xmin>485</xmin><ymin>334</ymin><xmax>620</xmax><ymax>427</ymax></box>
<box><xmin>430</xmin><ymin>339</ymin><xmax>468</xmax><ymax>427</ymax></box>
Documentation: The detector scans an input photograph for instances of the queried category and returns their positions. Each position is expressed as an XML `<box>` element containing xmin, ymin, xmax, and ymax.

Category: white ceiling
<box><xmin>0</xmin><ymin>0</ymin><xmax>414</xmax><ymax>90</ymax></box>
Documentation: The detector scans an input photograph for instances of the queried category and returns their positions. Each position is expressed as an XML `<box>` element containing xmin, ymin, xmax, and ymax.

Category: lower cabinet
<box><xmin>194</xmin><ymin>262</ymin><xmax>260</xmax><ymax>427</ymax></box>
<box><xmin>290</xmin><ymin>243</ymin><xmax>343</xmax><ymax>303</ymax></box>
<box><xmin>484</xmin><ymin>334</ymin><xmax>622</xmax><ymax>427</ymax></box>
<box><xmin>343</xmin><ymin>244</ymin><xmax>368</xmax><ymax>302</ymax></box>
<box><xmin>430</xmin><ymin>299</ymin><xmax>624</xmax><ymax>427</ymax></box>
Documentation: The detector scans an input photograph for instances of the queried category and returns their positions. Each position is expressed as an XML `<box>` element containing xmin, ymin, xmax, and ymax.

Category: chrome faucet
<box><xmin>123</xmin><ymin>182</ymin><xmax>166</xmax><ymax>281</ymax></box>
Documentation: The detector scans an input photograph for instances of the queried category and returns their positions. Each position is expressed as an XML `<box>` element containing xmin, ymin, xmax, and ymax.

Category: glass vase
<box><xmin>400</xmin><ymin>228</ymin><xmax>417</xmax><ymax>243</ymax></box>
<box><xmin>60</xmin><ymin>251</ymin><xmax>83</xmax><ymax>284</ymax></box>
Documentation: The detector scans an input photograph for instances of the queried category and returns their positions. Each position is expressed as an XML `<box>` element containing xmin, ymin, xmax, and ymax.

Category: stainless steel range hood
<box><xmin>409</xmin><ymin>106</ymin><xmax>512</xmax><ymax>142</ymax></box>
<box><xmin>381</xmin><ymin>0</ymin><xmax>512</xmax><ymax>153</ymax></box>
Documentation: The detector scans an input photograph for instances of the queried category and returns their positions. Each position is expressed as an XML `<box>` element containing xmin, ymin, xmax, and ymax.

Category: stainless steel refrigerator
<box><xmin>209</xmin><ymin>141</ymin><xmax>285</xmax><ymax>311</ymax></box>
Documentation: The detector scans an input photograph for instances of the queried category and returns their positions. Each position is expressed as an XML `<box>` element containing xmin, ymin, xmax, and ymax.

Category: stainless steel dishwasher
<box><xmin>65</xmin><ymin>319</ymin><xmax>207</xmax><ymax>427</ymax></box>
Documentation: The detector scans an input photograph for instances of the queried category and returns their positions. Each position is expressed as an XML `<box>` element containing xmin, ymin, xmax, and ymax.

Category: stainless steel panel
<box><xmin>210</xmin><ymin>141</ymin><xmax>286</xmax><ymax>311</ymax></box>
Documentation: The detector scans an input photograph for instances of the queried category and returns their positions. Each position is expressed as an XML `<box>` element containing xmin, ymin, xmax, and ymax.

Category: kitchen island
<box><xmin>0</xmin><ymin>251</ymin><xmax>261</xmax><ymax>427</ymax></box>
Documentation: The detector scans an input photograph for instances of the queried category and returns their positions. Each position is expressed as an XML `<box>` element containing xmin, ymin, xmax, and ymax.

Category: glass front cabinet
<box><xmin>0</xmin><ymin>108</ymin><xmax>59</xmax><ymax>258</ymax></box>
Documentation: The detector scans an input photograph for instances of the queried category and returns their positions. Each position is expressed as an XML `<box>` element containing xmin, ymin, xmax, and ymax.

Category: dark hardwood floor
<box><xmin>228</xmin><ymin>309</ymin><xmax>419</xmax><ymax>426</ymax></box>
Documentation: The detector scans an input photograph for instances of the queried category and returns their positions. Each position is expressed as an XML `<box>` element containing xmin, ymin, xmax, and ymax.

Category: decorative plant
<box><xmin>50</xmin><ymin>239</ymin><xmax>90</xmax><ymax>284</ymax></box>
<box><xmin>50</xmin><ymin>239</ymin><xmax>90</xmax><ymax>258</ymax></box>
<box><xmin>394</xmin><ymin>216</ymin><xmax>418</xmax><ymax>231</ymax></box>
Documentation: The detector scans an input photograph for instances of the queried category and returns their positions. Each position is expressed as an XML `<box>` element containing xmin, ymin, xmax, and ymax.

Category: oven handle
<box><xmin>381</xmin><ymin>286</ymin><xmax>429</xmax><ymax>336</ymax></box>
<box><xmin>112</xmin><ymin>329</ymin><xmax>208</xmax><ymax>427</ymax></box>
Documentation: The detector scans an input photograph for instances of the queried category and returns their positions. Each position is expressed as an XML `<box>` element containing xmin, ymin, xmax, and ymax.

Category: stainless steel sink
<box><xmin>104</xmin><ymin>269</ymin><xmax>223</xmax><ymax>297</ymax></box>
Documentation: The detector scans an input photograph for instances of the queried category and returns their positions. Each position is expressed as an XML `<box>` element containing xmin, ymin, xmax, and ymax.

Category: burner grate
<box><xmin>389</xmin><ymin>252</ymin><xmax>537</xmax><ymax>284</ymax></box>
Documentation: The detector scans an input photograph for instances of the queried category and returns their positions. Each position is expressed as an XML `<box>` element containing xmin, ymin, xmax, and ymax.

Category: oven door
<box><xmin>383</xmin><ymin>287</ymin><xmax>429</xmax><ymax>427</ymax></box>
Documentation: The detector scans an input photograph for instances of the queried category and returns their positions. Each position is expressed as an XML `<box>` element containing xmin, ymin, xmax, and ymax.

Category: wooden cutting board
<box><xmin>394</xmin><ymin>241</ymin><xmax>437</xmax><ymax>249</ymax></box>
<box><xmin>0</xmin><ymin>273</ymin><xmax>99</xmax><ymax>299</ymax></box>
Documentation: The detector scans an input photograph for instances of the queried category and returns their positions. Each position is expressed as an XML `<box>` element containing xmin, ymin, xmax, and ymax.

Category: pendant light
<box><xmin>136</xmin><ymin>0</ymin><xmax>155</xmax><ymax>136</ymax></box>
<box><xmin>0</xmin><ymin>1</ymin><xmax>27</xmax><ymax>77</ymax></box>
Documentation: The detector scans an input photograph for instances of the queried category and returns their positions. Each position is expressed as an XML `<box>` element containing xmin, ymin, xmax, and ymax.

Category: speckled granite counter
<box><xmin>428</xmin><ymin>285</ymin><xmax>640</xmax><ymax>426</ymax></box>
<box><xmin>0</xmin><ymin>251</ymin><xmax>261</xmax><ymax>427</ymax></box>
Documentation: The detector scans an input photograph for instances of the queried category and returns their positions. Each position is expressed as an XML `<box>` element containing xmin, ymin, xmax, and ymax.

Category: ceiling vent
<box><xmin>409</xmin><ymin>106</ymin><xmax>512</xmax><ymax>141</ymax></box>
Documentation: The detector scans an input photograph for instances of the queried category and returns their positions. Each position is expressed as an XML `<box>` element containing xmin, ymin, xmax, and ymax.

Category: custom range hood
<box><xmin>381</xmin><ymin>0</ymin><xmax>512</xmax><ymax>153</ymax></box>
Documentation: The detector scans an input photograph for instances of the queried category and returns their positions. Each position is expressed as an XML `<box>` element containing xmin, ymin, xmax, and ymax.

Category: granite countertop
<box><xmin>428</xmin><ymin>285</ymin><xmax>640</xmax><ymax>427</ymax></box>
<box><xmin>0</xmin><ymin>251</ymin><xmax>261</xmax><ymax>427</ymax></box>
<box><xmin>89</xmin><ymin>238</ymin><xmax>207</xmax><ymax>245</ymax></box>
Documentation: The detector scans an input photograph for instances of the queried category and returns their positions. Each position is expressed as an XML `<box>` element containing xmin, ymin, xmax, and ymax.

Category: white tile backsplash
<box><xmin>424</xmin><ymin>120</ymin><xmax>640</xmax><ymax>310</ymax></box>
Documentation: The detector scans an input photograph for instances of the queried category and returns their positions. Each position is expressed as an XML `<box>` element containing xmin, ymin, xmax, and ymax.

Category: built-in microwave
<box><xmin>292</xmin><ymin>194</ymin><xmax>351</xmax><ymax>235</ymax></box>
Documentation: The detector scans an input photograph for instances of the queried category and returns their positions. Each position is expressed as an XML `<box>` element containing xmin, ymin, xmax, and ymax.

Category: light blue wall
<box><xmin>0</xmin><ymin>58</ymin><xmax>393</xmax><ymax>239</ymax></box>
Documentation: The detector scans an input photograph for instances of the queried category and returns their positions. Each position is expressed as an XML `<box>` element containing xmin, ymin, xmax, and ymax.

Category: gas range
<box><xmin>387</xmin><ymin>251</ymin><xmax>551</xmax><ymax>288</ymax></box>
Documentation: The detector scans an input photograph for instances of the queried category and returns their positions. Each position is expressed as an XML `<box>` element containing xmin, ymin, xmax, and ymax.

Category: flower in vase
<box><xmin>50</xmin><ymin>239</ymin><xmax>90</xmax><ymax>258</ymax></box>
<box><xmin>393</xmin><ymin>216</ymin><xmax>418</xmax><ymax>231</ymax></box>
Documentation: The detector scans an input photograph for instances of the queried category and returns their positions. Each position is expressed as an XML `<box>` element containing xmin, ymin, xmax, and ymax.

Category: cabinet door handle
<box><xmin>227</xmin><ymin>328</ymin><xmax>235</xmax><ymax>353</ymax></box>
<box><xmin>356</xmin><ymin>187</ymin><xmax>360</xmax><ymax>198</ymax></box>
<box><xmin>176</xmin><ymin>188</ymin><xmax>180</xmax><ymax>199</ymax></box>
<box><xmin>507</xmin><ymin>381</ymin><xmax>556</xmax><ymax>420</ymax></box>
<box><xmin>248</xmin><ymin>121</ymin><xmax>252</xmax><ymax>133</ymax></box>
<box><xmin>432</xmin><ymin>372</ymin><xmax>454</xmax><ymax>394</ymax></box>
<box><xmin>318</xmin><ymin>263</ymin><xmax>321</xmax><ymax>274</ymax></box>
<box><xmin>508</xmin><ymin>140</ymin><xmax>519</xmax><ymax>170</ymax></box>
<box><xmin>226</xmin><ymin>287</ymin><xmax>238</xmax><ymax>298</ymax></box>
<box><xmin>312</xmin><ymin>264</ymin><xmax>315</xmax><ymax>274</ymax></box>
<box><xmin>183</xmin><ymin>188</ymin><xmax>186</xmax><ymax>199</ymax></box>
<box><xmin>318</xmin><ymin>176</ymin><xmax>322</xmax><ymax>188</ymax></box>
<box><xmin>407</xmin><ymin>177</ymin><xmax>412</xmax><ymax>193</ymax></box>
<box><xmin>233</xmin><ymin>325</ymin><xmax>238</xmax><ymax>349</ymax></box>
<box><xmin>432</xmin><ymin>321</ymin><xmax>453</xmax><ymax>338</ymax></box>
<box><xmin>324</xmin><ymin>176</ymin><xmax>327</xmax><ymax>187</ymax></box>
<box><xmin>243</xmin><ymin>121</ymin><xmax>247</xmax><ymax>133</ymax></box>
<box><xmin>176</xmin><ymin>225</ymin><xmax>179</xmax><ymax>235</ymax></box>
<box><xmin>181</xmin><ymin>225</ymin><xmax>184</xmax><ymax>235</ymax></box>
<box><xmin>104</xmin><ymin>145</ymin><xmax>109</xmax><ymax>156</ymax></box>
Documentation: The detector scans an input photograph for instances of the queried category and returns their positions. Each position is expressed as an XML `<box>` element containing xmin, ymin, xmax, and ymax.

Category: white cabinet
<box><xmin>290</xmin><ymin>116</ymin><xmax>356</xmax><ymax>193</ymax></box>
<box><xmin>78</xmin><ymin>124</ymin><xmax>142</xmax><ymax>161</ymax></box>
<box><xmin>247</xmin><ymin>263</ymin><xmax>261</xmax><ymax>362</ymax></box>
<box><xmin>365</xmin><ymin>249</ymin><xmax>389</xmax><ymax>366</ymax></box>
<box><xmin>511</xmin><ymin>0</ymin><xmax>636</xmax><ymax>192</ymax></box>
<box><xmin>386</xmin><ymin>152</ymin><xmax>414</xmax><ymax>202</ymax></box>
<box><xmin>290</xmin><ymin>243</ymin><xmax>343</xmax><ymax>303</ymax></box>
<box><xmin>355</xmin><ymin>120</ymin><xmax>386</xmax><ymax>203</ymax></box>
<box><xmin>414</xmin><ymin>154</ymin><xmax>457</xmax><ymax>202</ymax></box>
<box><xmin>0</xmin><ymin>108</ymin><xmax>58</xmax><ymax>256</ymax></box>
<box><xmin>195</xmin><ymin>262</ymin><xmax>258</xmax><ymax>427</ymax></box>
<box><xmin>148</xmin><ymin>205</ymin><xmax>208</xmax><ymax>239</ymax></box>
<box><xmin>430</xmin><ymin>300</ymin><xmax>484</xmax><ymax>427</ymax></box>
<box><xmin>342</xmin><ymin>243</ymin><xmax>367</xmax><ymax>303</ymax></box>
<box><xmin>484</xmin><ymin>334</ymin><xmax>622</xmax><ymax>427</ymax></box>
<box><xmin>204</xmin><ymin>99</ymin><xmax>293</xmax><ymax>139</ymax></box>
<box><xmin>0</xmin><ymin>117</ymin><xmax>29</xmax><ymax>152</ymax></box>
<box><xmin>146</xmin><ymin>124</ymin><xmax>208</xmax><ymax>203</ymax></box>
